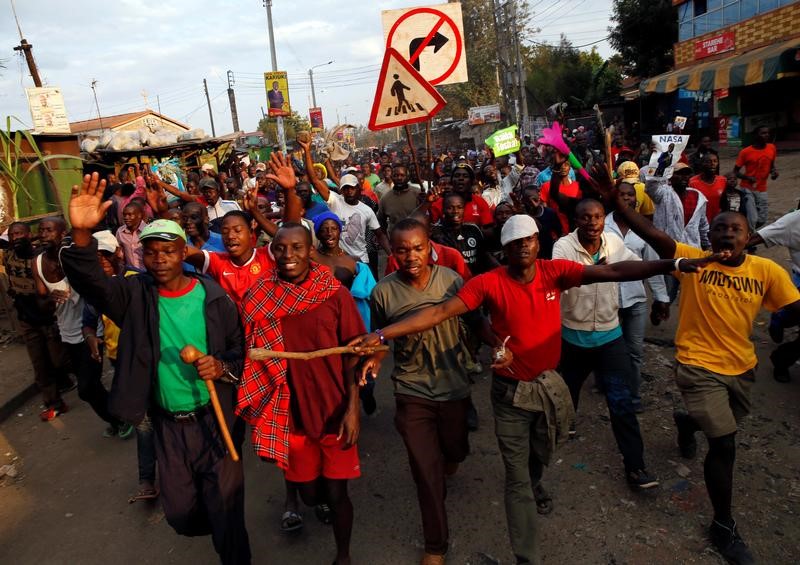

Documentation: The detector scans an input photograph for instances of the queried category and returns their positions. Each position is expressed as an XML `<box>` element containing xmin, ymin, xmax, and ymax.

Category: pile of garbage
<box><xmin>80</xmin><ymin>128</ymin><xmax>207</xmax><ymax>153</ymax></box>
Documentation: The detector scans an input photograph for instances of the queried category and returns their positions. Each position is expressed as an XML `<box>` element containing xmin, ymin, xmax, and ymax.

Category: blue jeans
<box><xmin>560</xmin><ymin>336</ymin><xmax>646</xmax><ymax>472</ymax></box>
<box><xmin>619</xmin><ymin>301</ymin><xmax>648</xmax><ymax>407</ymax></box>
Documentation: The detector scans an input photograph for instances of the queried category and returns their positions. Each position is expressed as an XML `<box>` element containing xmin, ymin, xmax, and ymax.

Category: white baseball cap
<box><xmin>500</xmin><ymin>214</ymin><xmax>539</xmax><ymax>246</ymax></box>
<box><xmin>92</xmin><ymin>230</ymin><xmax>119</xmax><ymax>253</ymax></box>
<box><xmin>339</xmin><ymin>174</ymin><xmax>359</xmax><ymax>189</ymax></box>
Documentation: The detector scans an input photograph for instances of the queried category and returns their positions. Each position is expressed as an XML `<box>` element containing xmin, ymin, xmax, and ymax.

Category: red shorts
<box><xmin>284</xmin><ymin>432</ymin><xmax>361</xmax><ymax>483</ymax></box>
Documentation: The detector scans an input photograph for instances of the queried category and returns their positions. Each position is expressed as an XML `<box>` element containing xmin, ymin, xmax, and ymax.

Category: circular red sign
<box><xmin>386</xmin><ymin>7</ymin><xmax>463</xmax><ymax>85</ymax></box>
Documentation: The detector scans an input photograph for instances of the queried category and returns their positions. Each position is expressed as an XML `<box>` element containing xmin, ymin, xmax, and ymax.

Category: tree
<box><xmin>524</xmin><ymin>39</ymin><xmax>622</xmax><ymax>114</ymax></box>
<box><xmin>608</xmin><ymin>0</ymin><xmax>677</xmax><ymax>77</ymax></box>
<box><xmin>257</xmin><ymin>111</ymin><xmax>310</xmax><ymax>144</ymax></box>
<box><xmin>436</xmin><ymin>0</ymin><xmax>534</xmax><ymax>120</ymax></box>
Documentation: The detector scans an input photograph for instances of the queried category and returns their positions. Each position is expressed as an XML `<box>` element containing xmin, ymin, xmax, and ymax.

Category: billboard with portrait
<box><xmin>264</xmin><ymin>71</ymin><xmax>291</xmax><ymax>117</ymax></box>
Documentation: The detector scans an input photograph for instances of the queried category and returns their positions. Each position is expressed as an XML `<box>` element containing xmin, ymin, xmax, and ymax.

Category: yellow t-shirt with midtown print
<box><xmin>674</xmin><ymin>243</ymin><xmax>800</xmax><ymax>375</ymax></box>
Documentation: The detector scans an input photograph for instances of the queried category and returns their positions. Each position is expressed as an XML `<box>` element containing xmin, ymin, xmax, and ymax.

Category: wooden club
<box><xmin>179</xmin><ymin>345</ymin><xmax>240</xmax><ymax>462</ymax></box>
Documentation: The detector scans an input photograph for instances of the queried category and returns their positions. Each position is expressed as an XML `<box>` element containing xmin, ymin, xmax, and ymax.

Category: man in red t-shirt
<box><xmin>689</xmin><ymin>153</ymin><xmax>727</xmax><ymax>223</ymax></box>
<box><xmin>734</xmin><ymin>126</ymin><xmax>778</xmax><ymax>227</ymax></box>
<box><xmin>350</xmin><ymin>214</ymin><xmax>711</xmax><ymax>563</ymax></box>
<box><xmin>426</xmin><ymin>163</ymin><xmax>494</xmax><ymax>227</ymax></box>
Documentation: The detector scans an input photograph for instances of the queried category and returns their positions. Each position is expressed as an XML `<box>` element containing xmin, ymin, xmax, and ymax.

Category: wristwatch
<box><xmin>219</xmin><ymin>361</ymin><xmax>240</xmax><ymax>384</ymax></box>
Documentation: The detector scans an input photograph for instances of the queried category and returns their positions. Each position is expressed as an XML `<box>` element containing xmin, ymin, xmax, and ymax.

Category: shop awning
<box><xmin>640</xmin><ymin>38</ymin><xmax>800</xmax><ymax>94</ymax></box>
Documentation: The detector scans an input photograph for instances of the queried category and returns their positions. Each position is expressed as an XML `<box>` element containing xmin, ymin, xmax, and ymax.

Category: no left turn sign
<box><xmin>381</xmin><ymin>2</ymin><xmax>468</xmax><ymax>86</ymax></box>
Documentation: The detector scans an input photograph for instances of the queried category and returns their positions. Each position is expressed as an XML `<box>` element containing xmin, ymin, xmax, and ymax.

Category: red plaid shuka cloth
<box><xmin>237</xmin><ymin>265</ymin><xmax>340</xmax><ymax>469</ymax></box>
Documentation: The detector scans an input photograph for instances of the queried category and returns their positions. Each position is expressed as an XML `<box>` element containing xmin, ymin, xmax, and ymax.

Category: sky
<box><xmin>0</xmin><ymin>0</ymin><xmax>614</xmax><ymax>136</ymax></box>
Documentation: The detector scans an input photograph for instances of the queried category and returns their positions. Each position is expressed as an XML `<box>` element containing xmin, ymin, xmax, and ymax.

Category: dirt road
<box><xmin>0</xmin><ymin>151</ymin><xmax>798</xmax><ymax>564</ymax></box>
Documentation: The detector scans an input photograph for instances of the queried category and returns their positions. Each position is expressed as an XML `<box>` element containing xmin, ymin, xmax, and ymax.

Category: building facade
<box><xmin>640</xmin><ymin>0</ymin><xmax>800</xmax><ymax>146</ymax></box>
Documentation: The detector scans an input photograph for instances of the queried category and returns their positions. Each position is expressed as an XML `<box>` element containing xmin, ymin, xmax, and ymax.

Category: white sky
<box><xmin>0</xmin><ymin>0</ymin><xmax>614</xmax><ymax>135</ymax></box>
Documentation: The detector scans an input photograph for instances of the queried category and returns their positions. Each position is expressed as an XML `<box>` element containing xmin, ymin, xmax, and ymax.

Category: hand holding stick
<box><xmin>248</xmin><ymin>345</ymin><xmax>389</xmax><ymax>361</ymax></box>
<box><xmin>180</xmin><ymin>345</ymin><xmax>240</xmax><ymax>462</ymax></box>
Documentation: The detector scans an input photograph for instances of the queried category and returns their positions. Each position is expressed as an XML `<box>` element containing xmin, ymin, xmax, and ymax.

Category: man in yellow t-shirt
<box><xmin>602</xmin><ymin>184</ymin><xmax>800</xmax><ymax>564</ymax></box>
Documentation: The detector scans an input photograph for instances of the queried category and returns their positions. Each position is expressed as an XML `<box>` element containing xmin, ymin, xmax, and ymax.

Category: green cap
<box><xmin>139</xmin><ymin>219</ymin><xmax>186</xmax><ymax>243</ymax></box>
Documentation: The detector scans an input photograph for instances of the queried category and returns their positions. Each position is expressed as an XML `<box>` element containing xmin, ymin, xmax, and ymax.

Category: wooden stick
<box><xmin>425</xmin><ymin>120</ymin><xmax>433</xmax><ymax>183</ymax></box>
<box><xmin>249</xmin><ymin>345</ymin><xmax>389</xmax><ymax>361</ymax></box>
<box><xmin>403</xmin><ymin>124</ymin><xmax>423</xmax><ymax>185</ymax></box>
<box><xmin>180</xmin><ymin>345</ymin><xmax>240</xmax><ymax>462</ymax></box>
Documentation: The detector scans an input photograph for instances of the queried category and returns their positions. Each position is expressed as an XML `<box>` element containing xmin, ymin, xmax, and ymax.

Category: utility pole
<box><xmin>263</xmin><ymin>0</ymin><xmax>285</xmax><ymax>151</ymax></box>
<box><xmin>309</xmin><ymin>60</ymin><xmax>334</xmax><ymax>109</ymax></box>
<box><xmin>203</xmin><ymin>78</ymin><xmax>216</xmax><ymax>137</ymax></box>
<box><xmin>91</xmin><ymin>79</ymin><xmax>104</xmax><ymax>131</ymax></box>
<box><xmin>10</xmin><ymin>0</ymin><xmax>42</xmax><ymax>87</ymax></box>
<box><xmin>227</xmin><ymin>70</ymin><xmax>240</xmax><ymax>133</ymax></box>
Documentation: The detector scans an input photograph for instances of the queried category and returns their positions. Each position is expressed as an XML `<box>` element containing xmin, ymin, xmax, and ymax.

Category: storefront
<box><xmin>640</xmin><ymin>1</ymin><xmax>800</xmax><ymax>145</ymax></box>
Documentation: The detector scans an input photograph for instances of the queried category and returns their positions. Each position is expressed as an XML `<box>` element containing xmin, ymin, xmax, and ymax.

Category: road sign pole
<box><xmin>404</xmin><ymin>125</ymin><xmax>423</xmax><ymax>185</ymax></box>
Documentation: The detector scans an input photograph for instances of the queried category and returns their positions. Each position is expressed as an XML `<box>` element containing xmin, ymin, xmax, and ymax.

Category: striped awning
<box><xmin>640</xmin><ymin>38</ymin><xmax>800</xmax><ymax>94</ymax></box>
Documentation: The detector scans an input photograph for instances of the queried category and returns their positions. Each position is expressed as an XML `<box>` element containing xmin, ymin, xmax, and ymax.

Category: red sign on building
<box><xmin>695</xmin><ymin>31</ymin><xmax>735</xmax><ymax>60</ymax></box>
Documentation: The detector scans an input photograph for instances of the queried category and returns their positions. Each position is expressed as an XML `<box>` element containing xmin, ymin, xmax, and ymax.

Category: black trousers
<box><xmin>153</xmin><ymin>409</ymin><xmax>250</xmax><ymax>565</ymax></box>
<box><xmin>560</xmin><ymin>336</ymin><xmax>646</xmax><ymax>472</ymax></box>
<box><xmin>66</xmin><ymin>342</ymin><xmax>119</xmax><ymax>426</ymax></box>
<box><xmin>394</xmin><ymin>394</ymin><xmax>470</xmax><ymax>555</ymax></box>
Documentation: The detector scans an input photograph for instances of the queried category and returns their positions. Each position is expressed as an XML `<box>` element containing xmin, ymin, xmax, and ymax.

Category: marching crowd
<box><xmin>1</xmin><ymin>124</ymin><xmax>799</xmax><ymax>565</ymax></box>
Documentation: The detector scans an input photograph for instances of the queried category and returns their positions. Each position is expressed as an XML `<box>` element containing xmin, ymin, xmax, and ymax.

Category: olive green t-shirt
<box><xmin>156</xmin><ymin>279</ymin><xmax>210</xmax><ymax>412</ymax></box>
<box><xmin>371</xmin><ymin>265</ymin><xmax>471</xmax><ymax>401</ymax></box>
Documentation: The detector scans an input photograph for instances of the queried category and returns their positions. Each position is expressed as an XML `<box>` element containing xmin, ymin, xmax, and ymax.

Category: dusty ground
<box><xmin>0</xmin><ymin>150</ymin><xmax>798</xmax><ymax>564</ymax></box>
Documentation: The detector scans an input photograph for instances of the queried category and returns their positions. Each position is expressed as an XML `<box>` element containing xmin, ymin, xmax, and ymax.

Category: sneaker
<box><xmin>117</xmin><ymin>423</ymin><xmax>135</xmax><ymax>440</ymax></box>
<box><xmin>709</xmin><ymin>519</ymin><xmax>755</xmax><ymax>565</ymax></box>
<box><xmin>39</xmin><ymin>401</ymin><xmax>68</xmax><ymax>422</ymax></box>
<box><xmin>103</xmin><ymin>425</ymin><xmax>119</xmax><ymax>438</ymax></box>
<box><xmin>469</xmin><ymin>362</ymin><xmax>483</xmax><ymax>375</ymax></box>
<box><xmin>626</xmin><ymin>468</ymin><xmax>659</xmax><ymax>490</ymax></box>
<box><xmin>673</xmin><ymin>410</ymin><xmax>698</xmax><ymax>459</ymax></box>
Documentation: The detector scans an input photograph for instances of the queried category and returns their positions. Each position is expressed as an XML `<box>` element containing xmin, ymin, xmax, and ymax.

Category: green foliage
<box><xmin>609</xmin><ymin>0</ymin><xmax>677</xmax><ymax>77</ymax></box>
<box><xmin>524</xmin><ymin>39</ymin><xmax>622</xmax><ymax>114</ymax></box>
<box><xmin>257</xmin><ymin>111</ymin><xmax>311</xmax><ymax>144</ymax></box>
<box><xmin>0</xmin><ymin>116</ymin><xmax>79</xmax><ymax>219</ymax></box>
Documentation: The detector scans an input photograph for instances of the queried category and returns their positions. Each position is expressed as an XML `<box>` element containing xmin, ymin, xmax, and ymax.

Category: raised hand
<box><xmin>69</xmin><ymin>172</ymin><xmax>110</xmax><ymax>230</ymax></box>
<box><xmin>143</xmin><ymin>175</ymin><xmax>168</xmax><ymax>216</ymax></box>
<box><xmin>265</xmin><ymin>151</ymin><xmax>297</xmax><ymax>191</ymax></box>
<box><xmin>588</xmin><ymin>162</ymin><xmax>617</xmax><ymax>204</ymax></box>
<box><xmin>347</xmin><ymin>333</ymin><xmax>382</xmax><ymax>353</ymax></box>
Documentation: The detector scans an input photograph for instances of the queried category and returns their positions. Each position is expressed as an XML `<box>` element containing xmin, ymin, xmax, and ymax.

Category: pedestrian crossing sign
<box><xmin>368</xmin><ymin>47</ymin><xmax>446</xmax><ymax>131</ymax></box>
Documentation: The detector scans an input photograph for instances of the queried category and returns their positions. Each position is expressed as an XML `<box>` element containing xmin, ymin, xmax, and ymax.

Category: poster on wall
<box><xmin>642</xmin><ymin>134</ymin><xmax>689</xmax><ymax>179</ymax></box>
<box><xmin>468</xmin><ymin>104</ymin><xmax>501</xmax><ymax>125</ymax></box>
<box><xmin>26</xmin><ymin>87</ymin><xmax>71</xmax><ymax>134</ymax></box>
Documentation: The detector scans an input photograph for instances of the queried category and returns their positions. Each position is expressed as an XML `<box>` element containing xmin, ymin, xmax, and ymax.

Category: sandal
<box><xmin>315</xmin><ymin>503</ymin><xmax>333</xmax><ymax>524</ymax></box>
<box><xmin>533</xmin><ymin>484</ymin><xmax>553</xmax><ymax>515</ymax></box>
<box><xmin>280</xmin><ymin>510</ymin><xmax>304</xmax><ymax>533</ymax></box>
<box><xmin>128</xmin><ymin>485</ymin><xmax>159</xmax><ymax>504</ymax></box>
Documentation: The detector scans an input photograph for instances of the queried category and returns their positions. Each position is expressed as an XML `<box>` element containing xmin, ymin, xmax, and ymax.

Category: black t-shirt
<box><xmin>431</xmin><ymin>222</ymin><xmax>489</xmax><ymax>273</ymax></box>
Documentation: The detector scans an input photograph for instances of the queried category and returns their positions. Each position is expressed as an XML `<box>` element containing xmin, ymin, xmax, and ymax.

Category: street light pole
<box><xmin>263</xmin><ymin>0</ymin><xmax>285</xmax><ymax>151</ymax></box>
<box><xmin>309</xmin><ymin>60</ymin><xmax>334</xmax><ymax>108</ymax></box>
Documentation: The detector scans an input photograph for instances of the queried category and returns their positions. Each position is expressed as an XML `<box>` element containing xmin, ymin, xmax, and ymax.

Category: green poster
<box><xmin>485</xmin><ymin>125</ymin><xmax>520</xmax><ymax>157</ymax></box>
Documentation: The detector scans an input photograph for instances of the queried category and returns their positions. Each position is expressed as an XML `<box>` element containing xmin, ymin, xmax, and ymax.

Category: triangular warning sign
<box><xmin>368</xmin><ymin>47</ymin><xmax>446</xmax><ymax>131</ymax></box>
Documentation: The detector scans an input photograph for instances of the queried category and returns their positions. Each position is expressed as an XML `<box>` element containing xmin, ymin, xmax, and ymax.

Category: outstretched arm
<box><xmin>348</xmin><ymin>296</ymin><xmax>470</xmax><ymax>349</ymax></box>
<box><xmin>589</xmin><ymin>164</ymin><xmax>676</xmax><ymax>259</ymax></box>
<box><xmin>581</xmin><ymin>252</ymin><xmax>730</xmax><ymax>285</ymax></box>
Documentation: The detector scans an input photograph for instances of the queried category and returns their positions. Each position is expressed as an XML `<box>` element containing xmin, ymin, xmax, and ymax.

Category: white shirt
<box><xmin>645</xmin><ymin>178</ymin><xmax>709</xmax><ymax>249</ymax></box>
<box><xmin>758</xmin><ymin>209</ymin><xmax>800</xmax><ymax>275</ymax></box>
<box><xmin>605</xmin><ymin>213</ymin><xmax>670</xmax><ymax>307</ymax></box>
<box><xmin>207</xmin><ymin>199</ymin><xmax>241</xmax><ymax>222</ymax></box>
<box><xmin>325</xmin><ymin>191</ymin><xmax>381</xmax><ymax>262</ymax></box>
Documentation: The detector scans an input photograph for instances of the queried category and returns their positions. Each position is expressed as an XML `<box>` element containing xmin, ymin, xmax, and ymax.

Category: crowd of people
<box><xmin>1</xmin><ymin>122</ymin><xmax>798</xmax><ymax>565</ymax></box>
